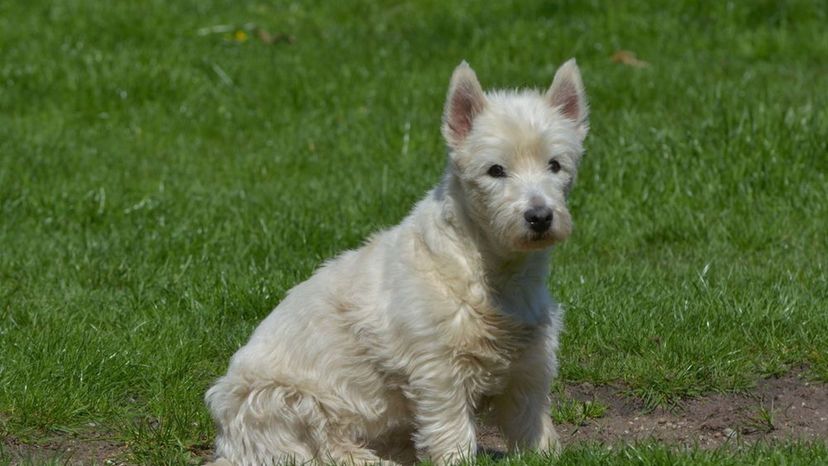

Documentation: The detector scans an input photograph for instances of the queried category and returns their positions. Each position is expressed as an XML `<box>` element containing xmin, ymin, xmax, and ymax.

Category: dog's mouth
<box><xmin>515</xmin><ymin>232</ymin><xmax>559</xmax><ymax>250</ymax></box>
<box><xmin>518</xmin><ymin>221</ymin><xmax>574</xmax><ymax>249</ymax></box>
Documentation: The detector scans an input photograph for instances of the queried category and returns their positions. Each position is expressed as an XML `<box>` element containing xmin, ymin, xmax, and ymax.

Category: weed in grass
<box><xmin>743</xmin><ymin>403</ymin><xmax>777</xmax><ymax>435</ymax></box>
<box><xmin>756</xmin><ymin>359</ymin><xmax>790</xmax><ymax>379</ymax></box>
<box><xmin>551</xmin><ymin>398</ymin><xmax>609</xmax><ymax>426</ymax></box>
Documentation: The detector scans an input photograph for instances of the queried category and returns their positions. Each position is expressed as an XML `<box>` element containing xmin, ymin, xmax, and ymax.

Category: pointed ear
<box><xmin>442</xmin><ymin>61</ymin><xmax>487</xmax><ymax>150</ymax></box>
<box><xmin>546</xmin><ymin>59</ymin><xmax>589</xmax><ymax>139</ymax></box>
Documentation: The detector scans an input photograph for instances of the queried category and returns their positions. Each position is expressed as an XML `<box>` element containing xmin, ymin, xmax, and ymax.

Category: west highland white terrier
<box><xmin>206</xmin><ymin>59</ymin><xmax>589</xmax><ymax>466</ymax></box>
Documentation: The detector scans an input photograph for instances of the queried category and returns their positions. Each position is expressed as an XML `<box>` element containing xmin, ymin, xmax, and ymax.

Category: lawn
<box><xmin>1</xmin><ymin>0</ymin><xmax>827</xmax><ymax>464</ymax></box>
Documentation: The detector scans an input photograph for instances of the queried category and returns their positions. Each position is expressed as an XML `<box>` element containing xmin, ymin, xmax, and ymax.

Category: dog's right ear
<box><xmin>546</xmin><ymin>59</ymin><xmax>589</xmax><ymax>141</ymax></box>
<box><xmin>442</xmin><ymin>61</ymin><xmax>486</xmax><ymax>150</ymax></box>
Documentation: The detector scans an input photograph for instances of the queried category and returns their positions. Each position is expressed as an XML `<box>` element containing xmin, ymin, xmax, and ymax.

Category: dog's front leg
<box><xmin>406</xmin><ymin>375</ymin><xmax>477</xmax><ymax>465</ymax></box>
<box><xmin>490</xmin><ymin>350</ymin><xmax>560</xmax><ymax>455</ymax></box>
<box><xmin>491</xmin><ymin>390</ymin><xmax>559</xmax><ymax>455</ymax></box>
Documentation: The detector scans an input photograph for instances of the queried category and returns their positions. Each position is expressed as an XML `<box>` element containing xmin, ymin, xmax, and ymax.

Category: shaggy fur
<box><xmin>206</xmin><ymin>59</ymin><xmax>589</xmax><ymax>466</ymax></box>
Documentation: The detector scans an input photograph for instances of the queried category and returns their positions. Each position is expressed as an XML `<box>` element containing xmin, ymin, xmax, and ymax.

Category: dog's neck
<box><xmin>427</xmin><ymin>172</ymin><xmax>551</xmax><ymax>291</ymax></box>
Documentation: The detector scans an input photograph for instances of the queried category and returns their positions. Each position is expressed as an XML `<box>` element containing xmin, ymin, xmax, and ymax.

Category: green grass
<box><xmin>550</xmin><ymin>387</ymin><xmax>609</xmax><ymax>426</ymax></box>
<box><xmin>551</xmin><ymin>399</ymin><xmax>609</xmax><ymax>426</ymax></box>
<box><xmin>1</xmin><ymin>0</ymin><xmax>827</xmax><ymax>464</ymax></box>
<box><xmin>534</xmin><ymin>442</ymin><xmax>828</xmax><ymax>465</ymax></box>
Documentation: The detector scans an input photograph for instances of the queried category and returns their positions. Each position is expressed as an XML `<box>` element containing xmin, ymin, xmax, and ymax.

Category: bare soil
<box><xmin>1</xmin><ymin>430</ymin><xmax>126</xmax><ymax>466</ymax></box>
<box><xmin>481</xmin><ymin>369</ymin><xmax>828</xmax><ymax>451</ymax></box>
<box><xmin>3</xmin><ymin>371</ymin><xmax>826</xmax><ymax>465</ymax></box>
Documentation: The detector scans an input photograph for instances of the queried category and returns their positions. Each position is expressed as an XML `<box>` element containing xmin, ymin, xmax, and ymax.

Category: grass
<box><xmin>744</xmin><ymin>405</ymin><xmax>777</xmax><ymax>435</ymax></box>
<box><xmin>551</xmin><ymin>399</ymin><xmax>609</xmax><ymax>426</ymax></box>
<box><xmin>1</xmin><ymin>0</ymin><xmax>827</xmax><ymax>464</ymax></box>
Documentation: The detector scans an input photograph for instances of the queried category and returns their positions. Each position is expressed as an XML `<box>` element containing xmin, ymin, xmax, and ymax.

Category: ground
<box><xmin>4</xmin><ymin>370</ymin><xmax>828</xmax><ymax>464</ymax></box>
<box><xmin>1</xmin><ymin>0</ymin><xmax>827</xmax><ymax>465</ymax></box>
<box><xmin>551</xmin><ymin>368</ymin><xmax>828</xmax><ymax>448</ymax></box>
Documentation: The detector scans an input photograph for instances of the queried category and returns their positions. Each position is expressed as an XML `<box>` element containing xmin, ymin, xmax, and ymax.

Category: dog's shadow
<box><xmin>478</xmin><ymin>448</ymin><xmax>507</xmax><ymax>461</ymax></box>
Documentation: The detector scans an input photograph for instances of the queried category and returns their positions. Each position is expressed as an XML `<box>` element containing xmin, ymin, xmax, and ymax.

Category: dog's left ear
<box><xmin>442</xmin><ymin>61</ymin><xmax>487</xmax><ymax>150</ymax></box>
<box><xmin>546</xmin><ymin>59</ymin><xmax>589</xmax><ymax>140</ymax></box>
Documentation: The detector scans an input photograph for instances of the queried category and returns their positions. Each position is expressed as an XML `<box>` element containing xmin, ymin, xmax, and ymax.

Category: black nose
<box><xmin>524</xmin><ymin>207</ymin><xmax>553</xmax><ymax>233</ymax></box>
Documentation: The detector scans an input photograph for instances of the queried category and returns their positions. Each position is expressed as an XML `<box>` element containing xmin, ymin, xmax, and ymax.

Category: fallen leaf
<box><xmin>612</xmin><ymin>50</ymin><xmax>650</xmax><ymax>68</ymax></box>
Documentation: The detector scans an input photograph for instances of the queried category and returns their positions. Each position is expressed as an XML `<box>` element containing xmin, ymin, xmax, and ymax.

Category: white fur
<box><xmin>206</xmin><ymin>59</ymin><xmax>589</xmax><ymax>466</ymax></box>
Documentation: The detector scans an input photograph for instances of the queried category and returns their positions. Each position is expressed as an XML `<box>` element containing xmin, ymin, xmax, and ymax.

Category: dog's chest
<box><xmin>446</xmin><ymin>296</ymin><xmax>542</xmax><ymax>397</ymax></box>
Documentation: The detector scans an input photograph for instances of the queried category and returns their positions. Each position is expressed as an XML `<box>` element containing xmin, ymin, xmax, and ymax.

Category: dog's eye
<box><xmin>487</xmin><ymin>164</ymin><xmax>506</xmax><ymax>178</ymax></box>
<box><xmin>548</xmin><ymin>159</ymin><xmax>562</xmax><ymax>173</ymax></box>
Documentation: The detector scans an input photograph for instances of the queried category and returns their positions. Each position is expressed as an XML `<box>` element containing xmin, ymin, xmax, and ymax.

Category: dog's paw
<box><xmin>537</xmin><ymin>420</ymin><xmax>561</xmax><ymax>456</ymax></box>
<box><xmin>203</xmin><ymin>459</ymin><xmax>234</xmax><ymax>466</ymax></box>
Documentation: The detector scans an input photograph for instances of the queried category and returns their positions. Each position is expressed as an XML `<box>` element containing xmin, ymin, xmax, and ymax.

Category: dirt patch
<box><xmin>1</xmin><ymin>430</ymin><xmax>126</xmax><ymax>466</ymax></box>
<box><xmin>479</xmin><ymin>369</ymin><xmax>828</xmax><ymax>451</ymax></box>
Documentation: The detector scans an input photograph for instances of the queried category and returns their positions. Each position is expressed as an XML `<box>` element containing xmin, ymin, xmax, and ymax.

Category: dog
<box><xmin>206</xmin><ymin>59</ymin><xmax>589</xmax><ymax>466</ymax></box>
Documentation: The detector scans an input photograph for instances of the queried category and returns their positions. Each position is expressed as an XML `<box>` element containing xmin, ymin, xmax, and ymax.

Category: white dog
<box><xmin>206</xmin><ymin>59</ymin><xmax>589</xmax><ymax>466</ymax></box>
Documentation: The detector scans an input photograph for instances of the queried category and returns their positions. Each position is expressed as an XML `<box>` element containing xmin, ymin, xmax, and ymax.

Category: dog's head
<box><xmin>442</xmin><ymin>60</ymin><xmax>589</xmax><ymax>252</ymax></box>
